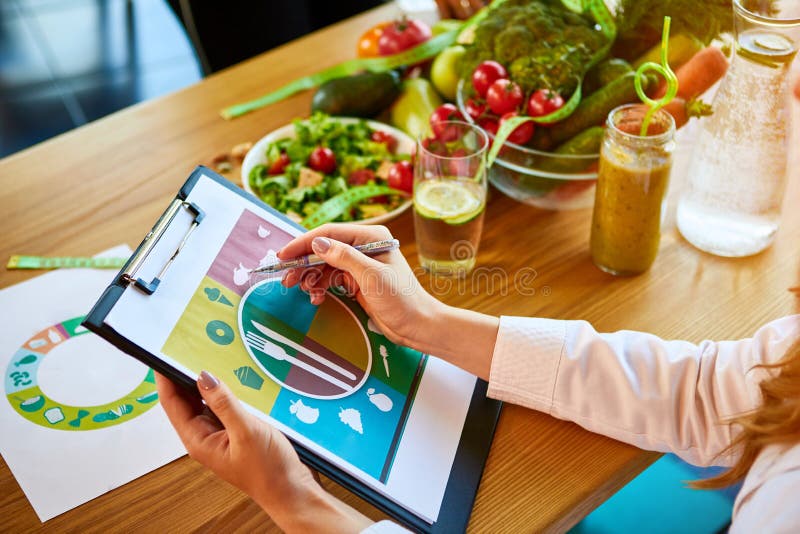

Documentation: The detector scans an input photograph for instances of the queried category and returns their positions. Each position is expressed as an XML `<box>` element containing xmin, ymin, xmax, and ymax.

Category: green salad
<box><xmin>248</xmin><ymin>112</ymin><xmax>412</xmax><ymax>227</ymax></box>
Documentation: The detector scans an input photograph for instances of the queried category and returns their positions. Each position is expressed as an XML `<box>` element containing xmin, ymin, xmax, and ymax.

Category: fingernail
<box><xmin>312</xmin><ymin>237</ymin><xmax>331</xmax><ymax>254</ymax></box>
<box><xmin>198</xmin><ymin>370</ymin><xmax>219</xmax><ymax>391</ymax></box>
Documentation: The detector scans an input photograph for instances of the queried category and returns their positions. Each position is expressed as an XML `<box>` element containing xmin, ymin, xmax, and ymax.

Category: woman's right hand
<box><xmin>280</xmin><ymin>223</ymin><xmax>500</xmax><ymax>380</ymax></box>
<box><xmin>278</xmin><ymin>224</ymin><xmax>446</xmax><ymax>351</ymax></box>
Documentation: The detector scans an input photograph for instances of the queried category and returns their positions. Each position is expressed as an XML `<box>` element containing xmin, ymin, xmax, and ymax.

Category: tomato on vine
<box><xmin>486</xmin><ymin>79</ymin><xmax>523</xmax><ymax>116</ymax></box>
<box><xmin>472</xmin><ymin>61</ymin><xmax>507</xmax><ymax>98</ymax></box>
<box><xmin>500</xmin><ymin>112</ymin><xmax>534</xmax><ymax>145</ymax></box>
<box><xmin>526</xmin><ymin>89</ymin><xmax>565</xmax><ymax>126</ymax></box>
<box><xmin>356</xmin><ymin>22</ymin><xmax>390</xmax><ymax>58</ymax></box>
<box><xmin>378</xmin><ymin>18</ymin><xmax>431</xmax><ymax>56</ymax></box>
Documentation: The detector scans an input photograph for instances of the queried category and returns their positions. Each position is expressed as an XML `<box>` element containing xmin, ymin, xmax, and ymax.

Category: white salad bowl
<box><xmin>242</xmin><ymin>118</ymin><xmax>414</xmax><ymax>226</ymax></box>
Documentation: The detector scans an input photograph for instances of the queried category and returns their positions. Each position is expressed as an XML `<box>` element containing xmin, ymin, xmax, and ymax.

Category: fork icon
<box><xmin>245</xmin><ymin>330</ymin><xmax>354</xmax><ymax>393</ymax></box>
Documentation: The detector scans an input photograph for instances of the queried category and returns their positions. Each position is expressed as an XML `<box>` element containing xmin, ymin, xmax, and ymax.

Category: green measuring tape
<box><xmin>487</xmin><ymin>0</ymin><xmax>617</xmax><ymax>167</ymax></box>
<box><xmin>221</xmin><ymin>30</ymin><xmax>460</xmax><ymax>119</ymax></box>
<box><xmin>220</xmin><ymin>0</ymin><xmax>515</xmax><ymax>120</ymax></box>
<box><xmin>6</xmin><ymin>256</ymin><xmax>127</xmax><ymax>270</ymax></box>
<box><xmin>302</xmin><ymin>184</ymin><xmax>407</xmax><ymax>229</ymax></box>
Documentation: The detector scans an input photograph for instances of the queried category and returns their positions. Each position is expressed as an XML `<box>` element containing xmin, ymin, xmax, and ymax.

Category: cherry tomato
<box><xmin>357</xmin><ymin>22</ymin><xmax>389</xmax><ymax>58</ymax></box>
<box><xmin>448</xmin><ymin>147</ymin><xmax>473</xmax><ymax>177</ymax></box>
<box><xmin>500</xmin><ymin>112</ymin><xmax>534</xmax><ymax>146</ymax></box>
<box><xmin>477</xmin><ymin>117</ymin><xmax>499</xmax><ymax>137</ymax></box>
<box><xmin>526</xmin><ymin>89</ymin><xmax>565</xmax><ymax>126</ymax></box>
<box><xmin>371</xmin><ymin>130</ymin><xmax>397</xmax><ymax>153</ymax></box>
<box><xmin>464</xmin><ymin>98</ymin><xmax>487</xmax><ymax>120</ymax></box>
<box><xmin>421</xmin><ymin>136</ymin><xmax>447</xmax><ymax>156</ymax></box>
<box><xmin>308</xmin><ymin>147</ymin><xmax>336</xmax><ymax>174</ymax></box>
<box><xmin>378</xmin><ymin>18</ymin><xmax>431</xmax><ymax>56</ymax></box>
<box><xmin>486</xmin><ymin>79</ymin><xmax>524</xmax><ymax>116</ymax></box>
<box><xmin>387</xmin><ymin>160</ymin><xmax>413</xmax><ymax>194</ymax></box>
<box><xmin>472</xmin><ymin>60</ymin><xmax>508</xmax><ymax>98</ymax></box>
<box><xmin>268</xmin><ymin>152</ymin><xmax>291</xmax><ymax>175</ymax></box>
<box><xmin>430</xmin><ymin>103</ymin><xmax>464</xmax><ymax>142</ymax></box>
<box><xmin>348</xmin><ymin>169</ymin><xmax>375</xmax><ymax>186</ymax></box>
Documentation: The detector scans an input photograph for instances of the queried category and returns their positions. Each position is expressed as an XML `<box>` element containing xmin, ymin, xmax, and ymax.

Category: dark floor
<box><xmin>0</xmin><ymin>0</ymin><xmax>202</xmax><ymax>158</ymax></box>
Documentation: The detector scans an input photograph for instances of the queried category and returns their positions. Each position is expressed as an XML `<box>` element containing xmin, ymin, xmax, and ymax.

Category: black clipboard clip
<box><xmin>120</xmin><ymin>199</ymin><xmax>205</xmax><ymax>295</ymax></box>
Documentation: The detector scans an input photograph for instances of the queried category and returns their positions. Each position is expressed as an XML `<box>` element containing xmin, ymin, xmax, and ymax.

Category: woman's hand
<box><xmin>278</xmin><ymin>224</ymin><xmax>447</xmax><ymax>350</ymax></box>
<box><xmin>155</xmin><ymin>371</ymin><xmax>371</xmax><ymax>533</ymax></box>
<box><xmin>279</xmin><ymin>223</ymin><xmax>499</xmax><ymax>380</ymax></box>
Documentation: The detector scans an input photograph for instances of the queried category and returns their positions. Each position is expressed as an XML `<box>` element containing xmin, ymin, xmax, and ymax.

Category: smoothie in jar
<box><xmin>590</xmin><ymin>104</ymin><xmax>676</xmax><ymax>276</ymax></box>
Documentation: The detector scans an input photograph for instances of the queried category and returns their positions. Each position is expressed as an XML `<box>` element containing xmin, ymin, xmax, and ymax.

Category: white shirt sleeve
<box><xmin>488</xmin><ymin>315</ymin><xmax>800</xmax><ymax>466</ymax></box>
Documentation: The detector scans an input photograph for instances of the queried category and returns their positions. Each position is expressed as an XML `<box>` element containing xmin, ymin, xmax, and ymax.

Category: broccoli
<box><xmin>457</xmin><ymin>0</ymin><xmax>609</xmax><ymax>96</ymax></box>
<box><xmin>493</xmin><ymin>26</ymin><xmax>536</xmax><ymax>65</ymax></box>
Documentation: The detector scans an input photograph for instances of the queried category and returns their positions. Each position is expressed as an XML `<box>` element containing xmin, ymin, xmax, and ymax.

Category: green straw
<box><xmin>634</xmin><ymin>17</ymin><xmax>678</xmax><ymax>136</ymax></box>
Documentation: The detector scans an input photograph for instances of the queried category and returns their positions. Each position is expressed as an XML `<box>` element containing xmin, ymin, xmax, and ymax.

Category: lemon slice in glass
<box><xmin>414</xmin><ymin>179</ymin><xmax>485</xmax><ymax>225</ymax></box>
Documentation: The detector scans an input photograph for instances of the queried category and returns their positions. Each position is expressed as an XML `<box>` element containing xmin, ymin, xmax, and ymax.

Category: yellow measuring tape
<box><xmin>6</xmin><ymin>256</ymin><xmax>127</xmax><ymax>270</ymax></box>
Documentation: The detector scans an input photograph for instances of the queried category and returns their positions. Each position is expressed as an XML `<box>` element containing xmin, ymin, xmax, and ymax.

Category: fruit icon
<box><xmin>338</xmin><ymin>407</ymin><xmax>363</xmax><ymax>434</ymax></box>
<box><xmin>366</xmin><ymin>388</ymin><xmax>393</xmax><ymax>412</ymax></box>
<box><xmin>289</xmin><ymin>399</ymin><xmax>319</xmax><ymax>424</ymax></box>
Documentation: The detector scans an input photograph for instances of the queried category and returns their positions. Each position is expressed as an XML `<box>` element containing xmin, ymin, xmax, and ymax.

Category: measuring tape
<box><xmin>6</xmin><ymin>255</ymin><xmax>127</xmax><ymax>270</ymax></box>
<box><xmin>219</xmin><ymin>0</ymin><xmax>523</xmax><ymax>119</ymax></box>
<box><xmin>221</xmin><ymin>30</ymin><xmax>460</xmax><ymax>119</ymax></box>
<box><xmin>302</xmin><ymin>184</ymin><xmax>407</xmax><ymax>229</ymax></box>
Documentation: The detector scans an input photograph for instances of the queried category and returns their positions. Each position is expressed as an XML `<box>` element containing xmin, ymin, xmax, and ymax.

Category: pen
<box><xmin>249</xmin><ymin>238</ymin><xmax>400</xmax><ymax>275</ymax></box>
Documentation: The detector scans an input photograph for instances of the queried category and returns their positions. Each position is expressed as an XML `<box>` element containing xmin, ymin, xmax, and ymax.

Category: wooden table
<box><xmin>1</xmin><ymin>4</ymin><xmax>798</xmax><ymax>532</ymax></box>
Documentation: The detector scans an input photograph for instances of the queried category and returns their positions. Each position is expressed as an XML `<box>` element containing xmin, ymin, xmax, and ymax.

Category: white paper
<box><xmin>105</xmin><ymin>175</ymin><xmax>475</xmax><ymax>522</ymax></box>
<box><xmin>0</xmin><ymin>246</ymin><xmax>186</xmax><ymax>522</ymax></box>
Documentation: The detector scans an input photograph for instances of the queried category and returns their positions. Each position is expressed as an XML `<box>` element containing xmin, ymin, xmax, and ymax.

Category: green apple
<box><xmin>431</xmin><ymin>45</ymin><xmax>466</xmax><ymax>102</ymax></box>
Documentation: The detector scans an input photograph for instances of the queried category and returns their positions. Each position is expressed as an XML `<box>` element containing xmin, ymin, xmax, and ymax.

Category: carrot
<box><xmin>653</xmin><ymin>46</ymin><xmax>728</xmax><ymax>100</ymax></box>
<box><xmin>795</xmin><ymin>77</ymin><xmax>800</xmax><ymax>100</ymax></box>
<box><xmin>661</xmin><ymin>97</ymin><xmax>713</xmax><ymax>129</ymax></box>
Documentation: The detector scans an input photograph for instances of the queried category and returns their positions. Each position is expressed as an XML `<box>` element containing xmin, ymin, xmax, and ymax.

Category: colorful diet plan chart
<box><xmin>99</xmin><ymin>173</ymin><xmax>478</xmax><ymax>524</ymax></box>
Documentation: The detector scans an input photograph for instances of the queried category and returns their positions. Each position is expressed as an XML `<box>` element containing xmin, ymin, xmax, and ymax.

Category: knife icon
<box><xmin>250</xmin><ymin>320</ymin><xmax>357</xmax><ymax>381</ymax></box>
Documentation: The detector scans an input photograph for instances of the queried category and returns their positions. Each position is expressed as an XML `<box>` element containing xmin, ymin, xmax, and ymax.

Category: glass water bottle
<box><xmin>677</xmin><ymin>0</ymin><xmax>800</xmax><ymax>257</ymax></box>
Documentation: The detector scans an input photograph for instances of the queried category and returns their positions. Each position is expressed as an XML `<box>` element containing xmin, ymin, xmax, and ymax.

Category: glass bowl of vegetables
<box><xmin>242</xmin><ymin>113</ymin><xmax>414</xmax><ymax>227</ymax></box>
<box><xmin>456</xmin><ymin>79</ymin><xmax>599</xmax><ymax>211</ymax></box>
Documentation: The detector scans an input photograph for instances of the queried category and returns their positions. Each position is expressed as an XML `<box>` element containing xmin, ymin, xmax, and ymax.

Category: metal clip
<box><xmin>121</xmin><ymin>200</ymin><xmax>205</xmax><ymax>295</ymax></box>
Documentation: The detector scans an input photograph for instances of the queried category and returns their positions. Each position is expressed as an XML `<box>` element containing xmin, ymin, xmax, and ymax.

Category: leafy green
<box><xmin>248</xmin><ymin>112</ymin><xmax>406</xmax><ymax>225</ymax></box>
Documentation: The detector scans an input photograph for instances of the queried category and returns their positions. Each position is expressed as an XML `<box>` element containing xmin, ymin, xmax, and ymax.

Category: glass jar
<box><xmin>677</xmin><ymin>0</ymin><xmax>800</xmax><ymax>257</ymax></box>
<box><xmin>590</xmin><ymin>104</ymin><xmax>676</xmax><ymax>276</ymax></box>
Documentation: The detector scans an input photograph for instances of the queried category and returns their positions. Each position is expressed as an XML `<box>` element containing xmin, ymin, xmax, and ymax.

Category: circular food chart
<box><xmin>4</xmin><ymin>316</ymin><xmax>158</xmax><ymax>431</ymax></box>
<box><xmin>239</xmin><ymin>280</ymin><xmax>371</xmax><ymax>400</ymax></box>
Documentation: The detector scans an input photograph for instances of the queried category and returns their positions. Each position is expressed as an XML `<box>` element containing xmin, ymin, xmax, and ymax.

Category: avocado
<box><xmin>312</xmin><ymin>71</ymin><xmax>401</xmax><ymax>118</ymax></box>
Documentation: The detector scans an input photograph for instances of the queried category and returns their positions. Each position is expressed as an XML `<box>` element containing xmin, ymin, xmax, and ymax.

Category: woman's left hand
<box><xmin>155</xmin><ymin>371</ymin><xmax>371</xmax><ymax>532</ymax></box>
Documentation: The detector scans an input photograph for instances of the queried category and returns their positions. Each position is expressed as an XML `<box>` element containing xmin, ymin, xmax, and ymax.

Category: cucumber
<box><xmin>537</xmin><ymin>126</ymin><xmax>604</xmax><ymax>174</ymax></box>
<box><xmin>545</xmin><ymin>72</ymin><xmax>655</xmax><ymax>148</ymax></box>
<box><xmin>584</xmin><ymin>59</ymin><xmax>633</xmax><ymax>95</ymax></box>
<box><xmin>311</xmin><ymin>71</ymin><xmax>401</xmax><ymax>118</ymax></box>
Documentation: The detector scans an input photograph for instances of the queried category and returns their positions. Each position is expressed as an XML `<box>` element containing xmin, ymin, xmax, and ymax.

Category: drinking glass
<box><xmin>677</xmin><ymin>0</ymin><xmax>800</xmax><ymax>257</ymax></box>
<box><xmin>413</xmin><ymin>122</ymin><xmax>488</xmax><ymax>277</ymax></box>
